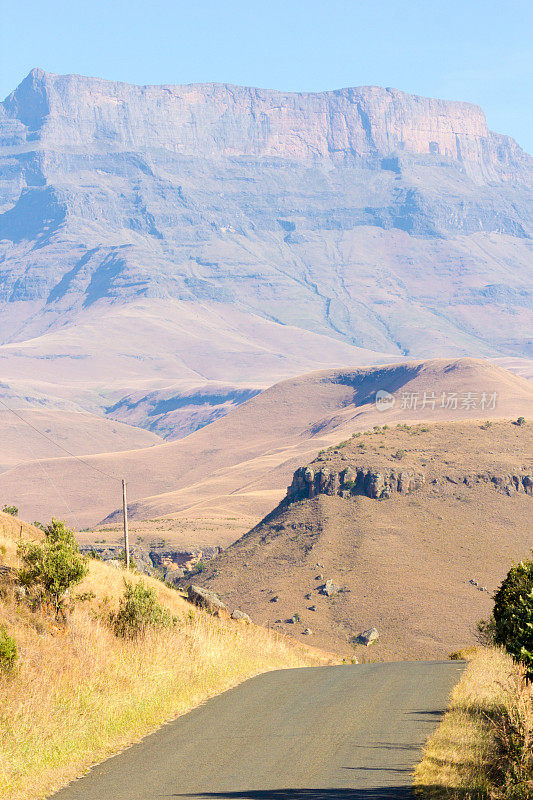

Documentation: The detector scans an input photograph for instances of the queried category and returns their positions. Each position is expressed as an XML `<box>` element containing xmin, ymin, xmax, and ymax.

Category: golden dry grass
<box><xmin>414</xmin><ymin>647</ymin><xmax>533</xmax><ymax>799</ymax></box>
<box><xmin>0</xmin><ymin>520</ymin><xmax>332</xmax><ymax>800</ymax></box>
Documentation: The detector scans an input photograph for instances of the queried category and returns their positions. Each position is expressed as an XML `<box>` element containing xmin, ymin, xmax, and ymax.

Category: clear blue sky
<box><xmin>1</xmin><ymin>0</ymin><xmax>532</xmax><ymax>153</ymax></box>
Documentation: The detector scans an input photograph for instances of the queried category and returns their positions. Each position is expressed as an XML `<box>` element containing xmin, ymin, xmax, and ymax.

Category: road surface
<box><xmin>51</xmin><ymin>661</ymin><xmax>463</xmax><ymax>800</ymax></box>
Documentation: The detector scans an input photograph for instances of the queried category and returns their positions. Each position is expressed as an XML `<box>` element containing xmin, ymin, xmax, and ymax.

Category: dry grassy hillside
<box><xmin>0</xmin><ymin>513</ymin><xmax>332</xmax><ymax>800</ymax></box>
<box><xmin>198</xmin><ymin>420</ymin><xmax>533</xmax><ymax>660</ymax></box>
<box><xmin>0</xmin><ymin>359</ymin><xmax>531</xmax><ymax>548</ymax></box>
<box><xmin>0</xmin><ymin>408</ymin><xmax>162</xmax><ymax>473</ymax></box>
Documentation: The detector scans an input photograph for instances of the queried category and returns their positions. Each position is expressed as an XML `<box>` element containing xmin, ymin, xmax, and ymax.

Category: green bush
<box><xmin>111</xmin><ymin>580</ymin><xmax>175</xmax><ymax>638</ymax></box>
<box><xmin>0</xmin><ymin>625</ymin><xmax>17</xmax><ymax>673</ymax></box>
<box><xmin>17</xmin><ymin>518</ymin><xmax>88</xmax><ymax>617</ymax></box>
<box><xmin>343</xmin><ymin>480</ymin><xmax>355</xmax><ymax>491</ymax></box>
<box><xmin>2</xmin><ymin>505</ymin><xmax>18</xmax><ymax>517</ymax></box>
<box><xmin>493</xmin><ymin>556</ymin><xmax>533</xmax><ymax>680</ymax></box>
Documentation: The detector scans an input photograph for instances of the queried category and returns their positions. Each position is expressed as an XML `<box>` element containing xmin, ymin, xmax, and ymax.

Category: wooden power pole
<box><xmin>122</xmin><ymin>479</ymin><xmax>130</xmax><ymax>570</ymax></box>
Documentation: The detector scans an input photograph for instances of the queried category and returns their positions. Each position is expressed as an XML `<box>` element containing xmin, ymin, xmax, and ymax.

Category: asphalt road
<box><xmin>51</xmin><ymin>661</ymin><xmax>464</xmax><ymax>800</ymax></box>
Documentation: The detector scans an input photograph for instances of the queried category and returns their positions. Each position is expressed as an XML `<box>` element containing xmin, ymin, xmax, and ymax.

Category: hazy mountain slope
<box><xmin>198</xmin><ymin>420</ymin><xmax>533</xmax><ymax>659</ymax></box>
<box><xmin>0</xmin><ymin>69</ymin><xmax>531</xmax><ymax>383</ymax></box>
<box><xmin>0</xmin><ymin>297</ymin><xmax>399</xmax><ymax>439</ymax></box>
<box><xmin>0</xmin><ymin>358</ymin><xmax>530</xmax><ymax>539</ymax></box>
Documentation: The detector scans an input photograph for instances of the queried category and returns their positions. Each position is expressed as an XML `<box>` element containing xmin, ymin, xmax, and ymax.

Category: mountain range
<box><xmin>0</xmin><ymin>69</ymin><xmax>532</xmax><ymax>444</ymax></box>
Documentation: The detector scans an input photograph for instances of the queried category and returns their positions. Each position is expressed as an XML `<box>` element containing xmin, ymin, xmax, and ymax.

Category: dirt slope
<box><xmin>0</xmin><ymin>358</ymin><xmax>531</xmax><ymax>540</ymax></box>
<box><xmin>198</xmin><ymin>420</ymin><xmax>533</xmax><ymax>660</ymax></box>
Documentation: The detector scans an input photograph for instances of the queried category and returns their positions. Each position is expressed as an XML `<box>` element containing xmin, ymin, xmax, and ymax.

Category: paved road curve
<box><xmin>51</xmin><ymin>661</ymin><xmax>464</xmax><ymax>800</ymax></box>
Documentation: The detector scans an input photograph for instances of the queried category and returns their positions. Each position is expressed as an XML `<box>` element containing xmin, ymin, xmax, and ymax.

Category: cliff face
<box><xmin>2</xmin><ymin>69</ymin><xmax>528</xmax><ymax>180</ymax></box>
<box><xmin>0</xmin><ymin>69</ymin><xmax>532</xmax><ymax>361</ymax></box>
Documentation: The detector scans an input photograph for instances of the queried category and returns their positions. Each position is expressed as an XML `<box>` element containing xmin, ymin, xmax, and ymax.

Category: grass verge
<box><xmin>0</xmin><ymin>517</ymin><xmax>333</xmax><ymax>800</ymax></box>
<box><xmin>414</xmin><ymin>647</ymin><xmax>532</xmax><ymax>799</ymax></box>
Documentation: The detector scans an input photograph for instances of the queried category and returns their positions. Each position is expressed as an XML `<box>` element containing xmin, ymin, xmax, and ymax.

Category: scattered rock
<box><xmin>315</xmin><ymin>574</ymin><xmax>323</xmax><ymax>580</ymax></box>
<box><xmin>302</xmin><ymin>628</ymin><xmax>313</xmax><ymax>635</ymax></box>
<box><xmin>319</xmin><ymin>579</ymin><xmax>341</xmax><ymax>597</ymax></box>
<box><xmin>355</xmin><ymin>627</ymin><xmax>379</xmax><ymax>646</ymax></box>
<box><xmin>308</xmin><ymin>605</ymin><xmax>317</xmax><ymax>611</ymax></box>
<box><xmin>187</xmin><ymin>585</ymin><xmax>229</xmax><ymax>619</ymax></box>
<box><xmin>231</xmin><ymin>609</ymin><xmax>252</xmax><ymax>624</ymax></box>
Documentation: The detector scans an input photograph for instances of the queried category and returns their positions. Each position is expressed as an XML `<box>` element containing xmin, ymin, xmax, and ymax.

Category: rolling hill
<box><xmin>0</xmin><ymin>358</ymin><xmax>530</xmax><ymax>547</ymax></box>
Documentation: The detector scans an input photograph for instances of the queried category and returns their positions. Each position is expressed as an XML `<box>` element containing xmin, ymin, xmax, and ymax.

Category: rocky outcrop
<box><xmin>187</xmin><ymin>585</ymin><xmax>229</xmax><ymax>619</ymax></box>
<box><xmin>287</xmin><ymin>465</ymin><xmax>426</xmax><ymax>502</ymax></box>
<box><xmin>436</xmin><ymin>472</ymin><xmax>533</xmax><ymax>496</ymax></box>
<box><xmin>287</xmin><ymin>464</ymin><xmax>533</xmax><ymax>503</ymax></box>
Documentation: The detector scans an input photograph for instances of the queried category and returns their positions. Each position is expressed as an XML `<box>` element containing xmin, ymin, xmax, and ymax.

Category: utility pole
<box><xmin>122</xmin><ymin>479</ymin><xmax>130</xmax><ymax>570</ymax></box>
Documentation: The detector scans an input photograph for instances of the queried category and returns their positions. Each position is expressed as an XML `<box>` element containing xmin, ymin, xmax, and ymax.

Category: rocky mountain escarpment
<box><xmin>0</xmin><ymin>68</ymin><xmax>532</xmax><ymax>368</ymax></box>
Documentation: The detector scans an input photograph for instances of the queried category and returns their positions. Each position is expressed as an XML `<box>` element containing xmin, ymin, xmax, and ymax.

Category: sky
<box><xmin>1</xmin><ymin>0</ymin><xmax>532</xmax><ymax>153</ymax></box>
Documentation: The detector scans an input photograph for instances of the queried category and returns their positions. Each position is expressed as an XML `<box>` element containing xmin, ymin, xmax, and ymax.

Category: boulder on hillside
<box><xmin>231</xmin><ymin>609</ymin><xmax>252</xmax><ymax>624</ymax></box>
<box><xmin>319</xmin><ymin>579</ymin><xmax>341</xmax><ymax>597</ymax></box>
<box><xmin>355</xmin><ymin>627</ymin><xmax>380</xmax><ymax>646</ymax></box>
<box><xmin>187</xmin><ymin>585</ymin><xmax>229</xmax><ymax>619</ymax></box>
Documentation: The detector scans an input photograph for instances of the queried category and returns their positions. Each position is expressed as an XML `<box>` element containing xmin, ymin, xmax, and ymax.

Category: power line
<box><xmin>0</xmin><ymin>397</ymin><xmax>121</xmax><ymax>482</ymax></box>
<box><xmin>7</xmin><ymin>405</ymin><xmax>83</xmax><ymax>530</ymax></box>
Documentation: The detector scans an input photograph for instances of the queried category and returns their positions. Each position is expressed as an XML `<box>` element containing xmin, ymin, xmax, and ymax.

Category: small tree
<box><xmin>0</xmin><ymin>626</ymin><xmax>17</xmax><ymax>674</ymax></box>
<box><xmin>2</xmin><ymin>505</ymin><xmax>18</xmax><ymax>517</ymax></box>
<box><xmin>17</xmin><ymin>518</ymin><xmax>88</xmax><ymax>617</ymax></box>
<box><xmin>493</xmin><ymin>556</ymin><xmax>533</xmax><ymax>681</ymax></box>
<box><xmin>111</xmin><ymin>580</ymin><xmax>174</xmax><ymax>638</ymax></box>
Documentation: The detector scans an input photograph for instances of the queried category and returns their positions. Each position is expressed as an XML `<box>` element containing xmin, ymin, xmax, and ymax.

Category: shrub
<box><xmin>17</xmin><ymin>518</ymin><xmax>88</xmax><ymax>617</ymax></box>
<box><xmin>0</xmin><ymin>625</ymin><xmax>17</xmax><ymax>673</ymax></box>
<box><xmin>393</xmin><ymin>449</ymin><xmax>406</xmax><ymax>460</ymax></box>
<box><xmin>475</xmin><ymin>615</ymin><xmax>497</xmax><ymax>646</ymax></box>
<box><xmin>515</xmin><ymin>416</ymin><xmax>526</xmax><ymax>426</ymax></box>
<box><xmin>111</xmin><ymin>580</ymin><xmax>175</xmax><ymax>638</ymax></box>
<box><xmin>2</xmin><ymin>505</ymin><xmax>18</xmax><ymax>517</ymax></box>
<box><xmin>493</xmin><ymin>556</ymin><xmax>533</xmax><ymax>680</ymax></box>
<box><xmin>343</xmin><ymin>480</ymin><xmax>355</xmax><ymax>491</ymax></box>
